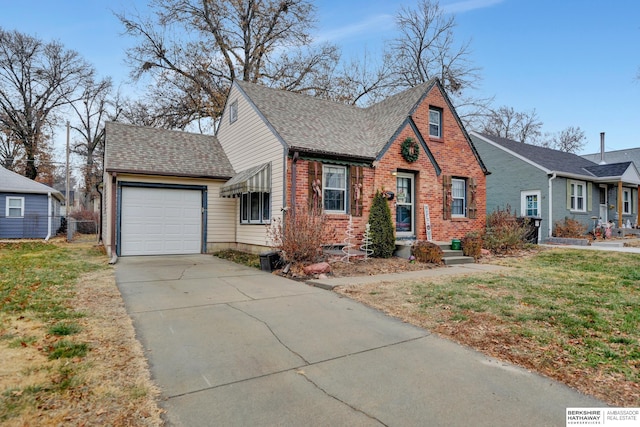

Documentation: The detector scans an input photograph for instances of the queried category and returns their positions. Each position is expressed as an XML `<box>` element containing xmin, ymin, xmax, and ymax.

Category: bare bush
<box><xmin>484</xmin><ymin>205</ymin><xmax>529</xmax><ymax>254</ymax></box>
<box><xmin>553</xmin><ymin>217</ymin><xmax>587</xmax><ymax>238</ymax></box>
<box><xmin>266</xmin><ymin>208</ymin><xmax>333</xmax><ymax>263</ymax></box>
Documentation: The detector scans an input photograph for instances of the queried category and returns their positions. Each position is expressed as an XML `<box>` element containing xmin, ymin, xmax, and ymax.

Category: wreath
<box><xmin>401</xmin><ymin>137</ymin><xmax>419</xmax><ymax>163</ymax></box>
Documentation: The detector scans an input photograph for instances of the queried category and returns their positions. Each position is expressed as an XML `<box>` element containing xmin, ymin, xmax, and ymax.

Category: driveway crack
<box><xmin>295</xmin><ymin>369</ymin><xmax>388</xmax><ymax>426</ymax></box>
<box><xmin>227</xmin><ymin>304</ymin><xmax>310</xmax><ymax>365</ymax></box>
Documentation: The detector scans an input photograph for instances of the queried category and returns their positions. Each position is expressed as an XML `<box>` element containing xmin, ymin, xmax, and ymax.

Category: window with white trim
<box><xmin>6</xmin><ymin>197</ymin><xmax>24</xmax><ymax>218</ymax></box>
<box><xmin>451</xmin><ymin>178</ymin><xmax>466</xmax><ymax>216</ymax></box>
<box><xmin>569</xmin><ymin>180</ymin><xmax>586</xmax><ymax>212</ymax></box>
<box><xmin>521</xmin><ymin>190</ymin><xmax>541</xmax><ymax>217</ymax></box>
<box><xmin>240</xmin><ymin>192</ymin><xmax>270</xmax><ymax>224</ymax></box>
<box><xmin>229</xmin><ymin>100</ymin><xmax>238</xmax><ymax>123</ymax></box>
<box><xmin>623</xmin><ymin>188</ymin><xmax>631</xmax><ymax>214</ymax></box>
<box><xmin>429</xmin><ymin>107</ymin><xmax>442</xmax><ymax>138</ymax></box>
<box><xmin>323</xmin><ymin>165</ymin><xmax>346</xmax><ymax>213</ymax></box>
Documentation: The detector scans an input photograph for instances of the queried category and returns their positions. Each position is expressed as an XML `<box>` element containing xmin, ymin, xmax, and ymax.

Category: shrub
<box><xmin>368</xmin><ymin>190</ymin><xmax>396</xmax><ymax>258</ymax></box>
<box><xmin>553</xmin><ymin>217</ymin><xmax>587</xmax><ymax>238</ymax></box>
<box><xmin>411</xmin><ymin>241</ymin><xmax>443</xmax><ymax>264</ymax></box>
<box><xmin>69</xmin><ymin>209</ymin><xmax>98</xmax><ymax>234</ymax></box>
<box><xmin>483</xmin><ymin>205</ymin><xmax>529</xmax><ymax>255</ymax></box>
<box><xmin>266</xmin><ymin>207</ymin><xmax>332</xmax><ymax>263</ymax></box>
<box><xmin>461</xmin><ymin>231</ymin><xmax>483</xmax><ymax>261</ymax></box>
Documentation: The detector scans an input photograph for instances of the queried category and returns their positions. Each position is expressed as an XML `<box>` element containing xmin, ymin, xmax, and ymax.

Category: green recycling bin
<box><xmin>451</xmin><ymin>239</ymin><xmax>461</xmax><ymax>250</ymax></box>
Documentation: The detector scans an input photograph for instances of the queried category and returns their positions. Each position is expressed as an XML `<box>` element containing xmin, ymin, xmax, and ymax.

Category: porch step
<box><xmin>443</xmin><ymin>255</ymin><xmax>474</xmax><ymax>265</ymax></box>
<box><xmin>394</xmin><ymin>240</ymin><xmax>475</xmax><ymax>264</ymax></box>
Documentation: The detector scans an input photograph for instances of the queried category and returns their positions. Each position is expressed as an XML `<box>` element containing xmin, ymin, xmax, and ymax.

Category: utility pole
<box><xmin>66</xmin><ymin>121</ymin><xmax>72</xmax><ymax>242</ymax></box>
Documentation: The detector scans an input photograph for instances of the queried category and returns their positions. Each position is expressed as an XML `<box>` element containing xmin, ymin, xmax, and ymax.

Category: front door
<box><xmin>599</xmin><ymin>185</ymin><xmax>608</xmax><ymax>223</ymax></box>
<box><xmin>396</xmin><ymin>173</ymin><xmax>414</xmax><ymax>237</ymax></box>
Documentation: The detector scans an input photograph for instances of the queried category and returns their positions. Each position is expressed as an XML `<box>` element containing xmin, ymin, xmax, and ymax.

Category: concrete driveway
<box><xmin>115</xmin><ymin>255</ymin><xmax>603</xmax><ymax>426</ymax></box>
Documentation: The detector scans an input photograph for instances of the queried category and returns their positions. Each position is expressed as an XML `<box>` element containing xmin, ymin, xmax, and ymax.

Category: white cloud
<box><xmin>442</xmin><ymin>0</ymin><xmax>505</xmax><ymax>14</ymax></box>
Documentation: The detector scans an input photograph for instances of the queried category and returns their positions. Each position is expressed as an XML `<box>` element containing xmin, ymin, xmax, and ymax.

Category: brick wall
<box><xmin>285</xmin><ymin>84</ymin><xmax>486</xmax><ymax>245</ymax></box>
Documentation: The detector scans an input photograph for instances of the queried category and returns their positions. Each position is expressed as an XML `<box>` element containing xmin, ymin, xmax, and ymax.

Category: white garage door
<box><xmin>121</xmin><ymin>187</ymin><xmax>202</xmax><ymax>256</ymax></box>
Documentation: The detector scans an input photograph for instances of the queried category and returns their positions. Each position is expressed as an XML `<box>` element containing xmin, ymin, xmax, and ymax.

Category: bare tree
<box><xmin>0</xmin><ymin>121</ymin><xmax>21</xmax><ymax>170</ymax></box>
<box><xmin>387</xmin><ymin>0</ymin><xmax>490</xmax><ymax>125</ymax></box>
<box><xmin>117</xmin><ymin>0</ymin><xmax>340</xmax><ymax>128</ymax></box>
<box><xmin>481</xmin><ymin>105</ymin><xmax>543</xmax><ymax>145</ymax></box>
<box><xmin>543</xmin><ymin>126</ymin><xmax>586</xmax><ymax>153</ymax></box>
<box><xmin>68</xmin><ymin>77</ymin><xmax>113</xmax><ymax>209</ymax></box>
<box><xmin>0</xmin><ymin>28</ymin><xmax>94</xmax><ymax>179</ymax></box>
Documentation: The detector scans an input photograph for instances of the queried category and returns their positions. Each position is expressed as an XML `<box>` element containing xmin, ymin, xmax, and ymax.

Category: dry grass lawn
<box><xmin>0</xmin><ymin>240</ymin><xmax>163</xmax><ymax>426</ymax></box>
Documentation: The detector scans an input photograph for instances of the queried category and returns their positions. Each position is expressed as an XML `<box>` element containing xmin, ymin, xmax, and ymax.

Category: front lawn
<box><xmin>336</xmin><ymin>248</ymin><xmax>640</xmax><ymax>406</ymax></box>
<box><xmin>0</xmin><ymin>240</ymin><xmax>162</xmax><ymax>425</ymax></box>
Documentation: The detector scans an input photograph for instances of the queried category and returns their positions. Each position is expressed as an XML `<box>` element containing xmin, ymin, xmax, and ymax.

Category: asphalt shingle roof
<box><xmin>584</xmin><ymin>162</ymin><xmax>634</xmax><ymax>177</ymax></box>
<box><xmin>105</xmin><ymin>122</ymin><xmax>234</xmax><ymax>178</ymax></box>
<box><xmin>235</xmin><ymin>79</ymin><xmax>437</xmax><ymax>159</ymax></box>
<box><xmin>0</xmin><ymin>166</ymin><xmax>63</xmax><ymax>200</ymax></box>
<box><xmin>474</xmin><ymin>133</ymin><xmax>599</xmax><ymax>176</ymax></box>
<box><xmin>582</xmin><ymin>148</ymin><xmax>640</xmax><ymax>167</ymax></box>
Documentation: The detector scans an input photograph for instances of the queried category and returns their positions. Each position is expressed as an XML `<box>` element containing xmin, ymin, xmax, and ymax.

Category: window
<box><xmin>521</xmin><ymin>191</ymin><xmax>540</xmax><ymax>217</ymax></box>
<box><xmin>229</xmin><ymin>100</ymin><xmax>238</xmax><ymax>123</ymax></box>
<box><xmin>569</xmin><ymin>180</ymin><xmax>586</xmax><ymax>212</ymax></box>
<box><xmin>623</xmin><ymin>188</ymin><xmax>631</xmax><ymax>214</ymax></box>
<box><xmin>6</xmin><ymin>197</ymin><xmax>24</xmax><ymax>218</ymax></box>
<box><xmin>323</xmin><ymin>165</ymin><xmax>346</xmax><ymax>212</ymax></box>
<box><xmin>429</xmin><ymin>107</ymin><xmax>442</xmax><ymax>138</ymax></box>
<box><xmin>451</xmin><ymin>179</ymin><xmax>466</xmax><ymax>216</ymax></box>
<box><xmin>240</xmin><ymin>192</ymin><xmax>270</xmax><ymax>224</ymax></box>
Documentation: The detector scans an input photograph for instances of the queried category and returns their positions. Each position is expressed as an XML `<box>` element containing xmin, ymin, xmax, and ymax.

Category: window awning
<box><xmin>220</xmin><ymin>162</ymin><xmax>271</xmax><ymax>198</ymax></box>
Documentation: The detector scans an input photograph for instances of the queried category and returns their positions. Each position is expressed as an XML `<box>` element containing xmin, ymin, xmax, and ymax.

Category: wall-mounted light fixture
<box><xmin>391</xmin><ymin>169</ymin><xmax>398</xmax><ymax>176</ymax></box>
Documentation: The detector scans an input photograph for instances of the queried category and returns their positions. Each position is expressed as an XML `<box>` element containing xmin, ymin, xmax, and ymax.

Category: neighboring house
<box><xmin>470</xmin><ymin>132</ymin><xmax>640</xmax><ymax>241</ymax></box>
<box><xmin>103</xmin><ymin>78</ymin><xmax>489</xmax><ymax>256</ymax></box>
<box><xmin>216</xmin><ymin>78</ymin><xmax>488</xmax><ymax>252</ymax></box>
<box><xmin>0</xmin><ymin>166</ymin><xmax>64</xmax><ymax>239</ymax></box>
<box><xmin>582</xmin><ymin>146</ymin><xmax>640</xmax><ymax>170</ymax></box>
<box><xmin>102</xmin><ymin>123</ymin><xmax>236</xmax><ymax>256</ymax></box>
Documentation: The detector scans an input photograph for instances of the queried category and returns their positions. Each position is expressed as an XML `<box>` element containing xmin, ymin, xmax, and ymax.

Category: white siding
<box><xmin>217</xmin><ymin>84</ymin><xmax>286</xmax><ymax>248</ymax></box>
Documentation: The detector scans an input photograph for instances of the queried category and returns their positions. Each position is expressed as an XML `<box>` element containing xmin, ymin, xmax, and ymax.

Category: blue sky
<box><xmin>1</xmin><ymin>0</ymin><xmax>639</xmax><ymax>155</ymax></box>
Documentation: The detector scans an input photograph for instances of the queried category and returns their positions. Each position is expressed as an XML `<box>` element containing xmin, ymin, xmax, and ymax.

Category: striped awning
<box><xmin>220</xmin><ymin>162</ymin><xmax>271</xmax><ymax>198</ymax></box>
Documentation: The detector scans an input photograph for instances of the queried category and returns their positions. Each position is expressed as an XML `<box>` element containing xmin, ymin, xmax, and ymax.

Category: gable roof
<box><xmin>471</xmin><ymin>132</ymin><xmax>640</xmax><ymax>184</ymax></box>
<box><xmin>0</xmin><ymin>166</ymin><xmax>64</xmax><ymax>201</ymax></box>
<box><xmin>233</xmin><ymin>79</ymin><xmax>441</xmax><ymax>160</ymax></box>
<box><xmin>582</xmin><ymin>147</ymin><xmax>640</xmax><ymax>167</ymax></box>
<box><xmin>104</xmin><ymin>122</ymin><xmax>234</xmax><ymax>179</ymax></box>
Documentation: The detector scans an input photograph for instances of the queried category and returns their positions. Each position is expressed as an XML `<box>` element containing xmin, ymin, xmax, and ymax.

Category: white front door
<box><xmin>396</xmin><ymin>173</ymin><xmax>414</xmax><ymax>237</ymax></box>
<box><xmin>599</xmin><ymin>185</ymin><xmax>608</xmax><ymax>223</ymax></box>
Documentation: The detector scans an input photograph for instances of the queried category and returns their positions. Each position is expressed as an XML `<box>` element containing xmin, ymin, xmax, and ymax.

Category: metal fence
<box><xmin>0</xmin><ymin>214</ymin><xmax>98</xmax><ymax>242</ymax></box>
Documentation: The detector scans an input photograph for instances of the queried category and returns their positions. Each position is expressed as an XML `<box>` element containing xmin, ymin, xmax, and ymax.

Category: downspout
<box><xmin>44</xmin><ymin>192</ymin><xmax>52</xmax><ymax>241</ymax></box>
<box><xmin>96</xmin><ymin>182</ymin><xmax>103</xmax><ymax>244</ymax></box>
<box><xmin>548</xmin><ymin>173</ymin><xmax>557</xmax><ymax>240</ymax></box>
<box><xmin>109</xmin><ymin>173</ymin><xmax>118</xmax><ymax>264</ymax></box>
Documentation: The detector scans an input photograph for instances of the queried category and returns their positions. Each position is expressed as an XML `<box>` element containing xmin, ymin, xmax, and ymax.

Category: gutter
<box><xmin>548</xmin><ymin>173</ymin><xmax>557</xmax><ymax>239</ymax></box>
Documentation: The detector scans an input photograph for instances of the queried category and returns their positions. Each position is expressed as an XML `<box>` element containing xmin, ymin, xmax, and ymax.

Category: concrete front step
<box><xmin>443</xmin><ymin>256</ymin><xmax>475</xmax><ymax>265</ymax></box>
<box><xmin>395</xmin><ymin>240</ymin><xmax>475</xmax><ymax>264</ymax></box>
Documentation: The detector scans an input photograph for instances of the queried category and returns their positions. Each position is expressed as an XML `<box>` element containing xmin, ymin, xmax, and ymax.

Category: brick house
<box><xmin>103</xmin><ymin>78</ymin><xmax>488</xmax><ymax>256</ymax></box>
<box><xmin>216</xmin><ymin>78</ymin><xmax>488</xmax><ymax>252</ymax></box>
